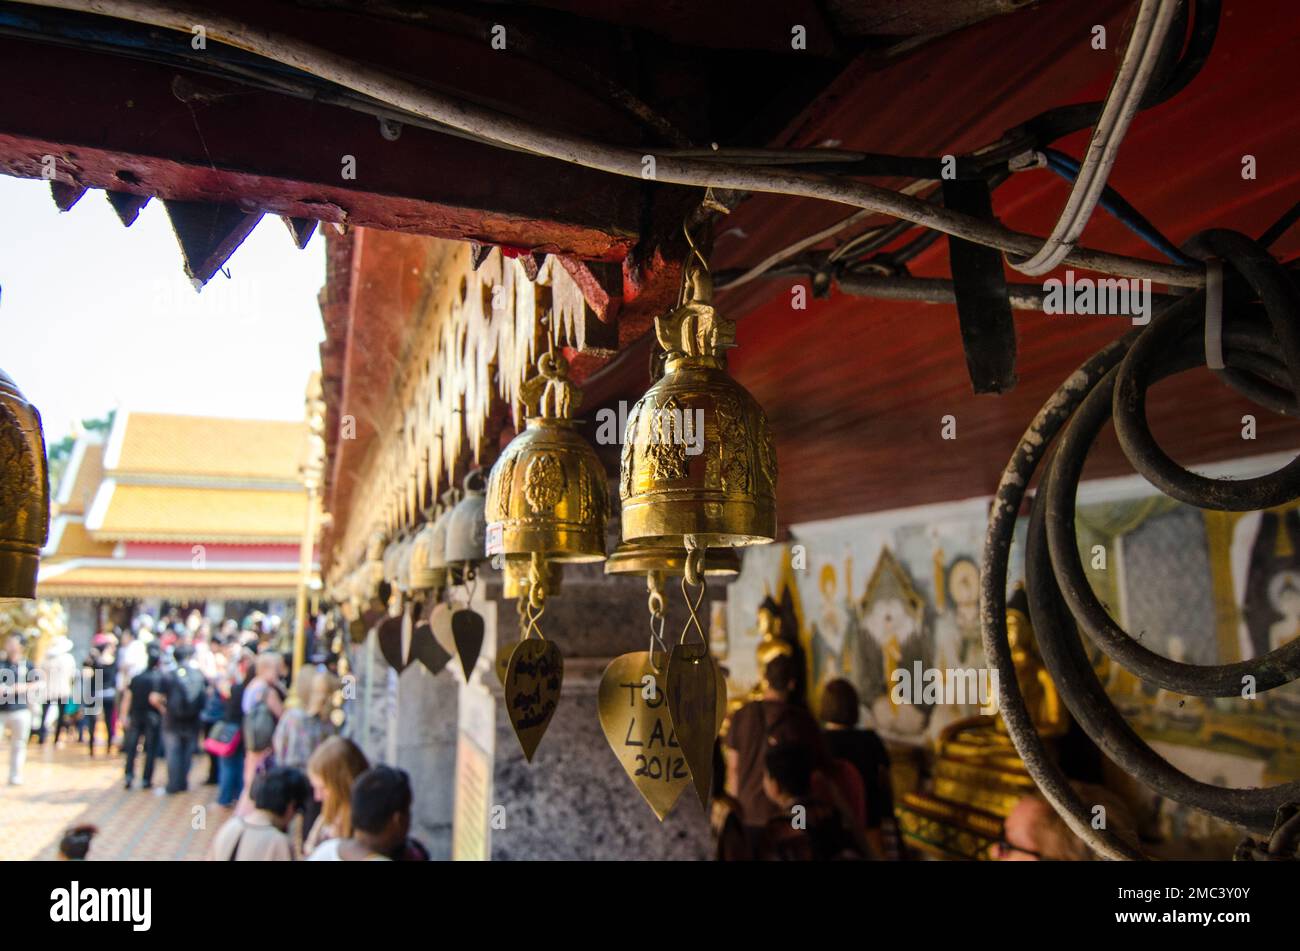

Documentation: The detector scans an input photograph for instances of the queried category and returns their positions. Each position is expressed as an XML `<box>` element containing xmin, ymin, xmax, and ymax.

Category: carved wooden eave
<box><xmin>320</xmin><ymin>230</ymin><xmax>618</xmax><ymax>583</ymax></box>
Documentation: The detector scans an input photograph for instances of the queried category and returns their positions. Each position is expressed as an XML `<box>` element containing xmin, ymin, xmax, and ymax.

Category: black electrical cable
<box><xmin>1259</xmin><ymin>200</ymin><xmax>1300</xmax><ymax>250</ymax></box>
<box><xmin>983</xmin><ymin>227</ymin><xmax>1300</xmax><ymax>848</ymax></box>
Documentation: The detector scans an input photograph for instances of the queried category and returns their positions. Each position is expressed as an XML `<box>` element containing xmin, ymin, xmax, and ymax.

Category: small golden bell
<box><xmin>444</xmin><ymin>471</ymin><xmax>488</xmax><ymax>568</ymax></box>
<box><xmin>486</xmin><ymin>351</ymin><xmax>608</xmax><ymax>563</ymax></box>
<box><xmin>619</xmin><ymin>238</ymin><xmax>776</xmax><ymax>548</ymax></box>
<box><xmin>0</xmin><ymin>369</ymin><xmax>48</xmax><ymax>600</ymax></box>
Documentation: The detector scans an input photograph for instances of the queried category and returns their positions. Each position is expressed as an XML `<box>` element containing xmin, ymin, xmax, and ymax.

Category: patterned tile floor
<box><xmin>0</xmin><ymin>737</ymin><xmax>224</xmax><ymax>861</ymax></box>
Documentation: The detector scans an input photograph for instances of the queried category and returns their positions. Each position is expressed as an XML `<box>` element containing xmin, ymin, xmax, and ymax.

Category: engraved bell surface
<box><xmin>0</xmin><ymin>369</ymin><xmax>49</xmax><ymax>600</ymax></box>
<box><xmin>618</xmin><ymin>245</ymin><xmax>776</xmax><ymax>548</ymax></box>
<box><xmin>486</xmin><ymin>351</ymin><xmax>608</xmax><ymax>564</ymax></box>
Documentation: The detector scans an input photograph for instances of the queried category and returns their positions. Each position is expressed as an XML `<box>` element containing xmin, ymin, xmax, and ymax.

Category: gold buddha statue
<box><xmin>898</xmin><ymin>584</ymin><xmax>1067</xmax><ymax>858</ymax></box>
<box><xmin>755</xmin><ymin>596</ymin><xmax>794</xmax><ymax>671</ymax></box>
<box><xmin>722</xmin><ymin>596</ymin><xmax>796</xmax><ymax>726</ymax></box>
<box><xmin>939</xmin><ymin>584</ymin><xmax>1065</xmax><ymax>765</ymax></box>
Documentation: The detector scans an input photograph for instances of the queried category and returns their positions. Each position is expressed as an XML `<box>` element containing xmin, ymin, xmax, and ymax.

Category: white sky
<box><xmin>0</xmin><ymin>175</ymin><xmax>326</xmax><ymax>443</ymax></box>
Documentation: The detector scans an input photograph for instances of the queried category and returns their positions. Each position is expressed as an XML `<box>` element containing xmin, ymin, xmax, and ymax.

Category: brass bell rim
<box><xmin>604</xmin><ymin>541</ymin><xmax>740</xmax><ymax>577</ymax></box>
<box><xmin>620</xmin><ymin>495</ymin><xmax>775</xmax><ymax>549</ymax></box>
<box><xmin>486</xmin><ymin>522</ymin><xmax>606</xmax><ymax>564</ymax></box>
<box><xmin>0</xmin><ymin>551</ymin><xmax>39</xmax><ymax>601</ymax></box>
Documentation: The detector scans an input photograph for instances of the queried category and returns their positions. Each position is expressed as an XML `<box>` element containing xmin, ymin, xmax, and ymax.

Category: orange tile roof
<box><xmin>58</xmin><ymin>441</ymin><xmax>104</xmax><ymax>516</ymax></box>
<box><xmin>45</xmin><ymin>519</ymin><xmax>117</xmax><ymax>560</ymax></box>
<box><xmin>112</xmin><ymin>413</ymin><xmax>307</xmax><ymax>482</ymax></box>
<box><xmin>91</xmin><ymin>484</ymin><xmax>310</xmax><ymax>542</ymax></box>
<box><xmin>37</xmin><ymin>565</ymin><xmax>302</xmax><ymax>599</ymax></box>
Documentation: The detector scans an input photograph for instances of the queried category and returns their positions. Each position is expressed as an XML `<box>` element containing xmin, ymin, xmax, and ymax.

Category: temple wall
<box><xmin>725</xmin><ymin>452</ymin><xmax>1300</xmax><ymax>851</ymax></box>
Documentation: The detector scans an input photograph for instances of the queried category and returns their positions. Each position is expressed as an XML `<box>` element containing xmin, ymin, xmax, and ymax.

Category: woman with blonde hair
<box><xmin>272</xmin><ymin>667</ymin><xmax>338</xmax><ymax>770</ymax></box>
<box><xmin>304</xmin><ymin>735</ymin><xmax>369</xmax><ymax>854</ymax></box>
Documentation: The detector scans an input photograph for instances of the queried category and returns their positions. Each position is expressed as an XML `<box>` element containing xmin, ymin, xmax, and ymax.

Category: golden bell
<box><xmin>0</xmin><ymin>369</ymin><xmax>49</xmax><ymax>600</ymax></box>
<box><xmin>361</xmin><ymin>530</ymin><xmax>386</xmax><ymax>600</ymax></box>
<box><xmin>604</xmin><ymin>541</ymin><xmax>739</xmax><ymax>578</ymax></box>
<box><xmin>382</xmin><ymin>537</ymin><xmax>405</xmax><ymax>593</ymax></box>
<box><xmin>619</xmin><ymin>247</ymin><xmax>776</xmax><ymax>548</ymax></box>
<box><xmin>445</xmin><ymin>470</ymin><xmax>488</xmax><ymax>567</ymax></box>
<box><xmin>408</xmin><ymin>495</ymin><xmax>455</xmax><ymax>591</ymax></box>
<box><xmin>394</xmin><ymin>533</ymin><xmax>416</xmax><ymax>596</ymax></box>
<box><xmin>486</xmin><ymin>351</ymin><xmax>607</xmax><ymax>563</ymax></box>
<box><xmin>502</xmin><ymin>554</ymin><xmax>563</xmax><ymax>598</ymax></box>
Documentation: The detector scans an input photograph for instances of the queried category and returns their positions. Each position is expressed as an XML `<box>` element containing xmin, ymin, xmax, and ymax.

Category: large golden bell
<box><xmin>0</xmin><ymin>370</ymin><xmax>49</xmax><ymax>600</ymax></box>
<box><xmin>619</xmin><ymin>254</ymin><xmax>776</xmax><ymax>548</ymax></box>
<box><xmin>486</xmin><ymin>351</ymin><xmax>607</xmax><ymax>563</ymax></box>
<box><xmin>604</xmin><ymin>541</ymin><xmax>739</xmax><ymax>578</ymax></box>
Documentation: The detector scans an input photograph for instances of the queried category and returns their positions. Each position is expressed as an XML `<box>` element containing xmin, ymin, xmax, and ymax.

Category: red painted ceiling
<box><xmin>703</xmin><ymin>0</ymin><xmax>1300</xmax><ymax>526</ymax></box>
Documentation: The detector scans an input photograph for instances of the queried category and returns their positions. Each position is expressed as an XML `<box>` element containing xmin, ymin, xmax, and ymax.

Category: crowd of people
<box><xmin>714</xmin><ymin>654</ymin><xmax>897</xmax><ymax>861</ymax></box>
<box><xmin>4</xmin><ymin>608</ymin><xmax>1115</xmax><ymax>862</ymax></box>
<box><xmin>2</xmin><ymin>608</ymin><xmax>430</xmax><ymax>861</ymax></box>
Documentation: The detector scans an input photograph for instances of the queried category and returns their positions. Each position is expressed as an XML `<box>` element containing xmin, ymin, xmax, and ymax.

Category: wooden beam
<box><xmin>0</xmin><ymin>38</ymin><xmax>640</xmax><ymax>259</ymax></box>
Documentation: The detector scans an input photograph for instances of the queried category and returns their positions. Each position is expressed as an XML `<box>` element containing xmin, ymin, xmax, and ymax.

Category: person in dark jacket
<box><xmin>120</xmin><ymin>646</ymin><xmax>163</xmax><ymax>790</ymax></box>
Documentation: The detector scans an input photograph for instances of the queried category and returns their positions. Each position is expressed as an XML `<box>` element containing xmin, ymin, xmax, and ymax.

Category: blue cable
<box><xmin>1041</xmin><ymin>149</ymin><xmax>1198</xmax><ymax>267</ymax></box>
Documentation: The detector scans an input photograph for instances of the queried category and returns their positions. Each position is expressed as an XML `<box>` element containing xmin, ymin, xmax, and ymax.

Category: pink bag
<box><xmin>203</xmin><ymin>721</ymin><xmax>241</xmax><ymax>757</ymax></box>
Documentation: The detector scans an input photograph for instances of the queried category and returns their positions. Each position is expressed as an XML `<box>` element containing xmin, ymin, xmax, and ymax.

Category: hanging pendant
<box><xmin>503</xmin><ymin>637</ymin><xmax>564</xmax><ymax>761</ymax></box>
<box><xmin>598</xmin><ymin>650</ymin><xmax>726</xmax><ymax>820</ymax></box>
<box><xmin>410</xmin><ymin>619</ymin><xmax>452</xmax><ymax>674</ymax></box>
<box><xmin>430</xmin><ymin>602</ymin><xmax>456</xmax><ymax>657</ymax></box>
<box><xmin>663</xmin><ymin>543</ymin><xmax>722</xmax><ymax>808</ymax></box>
<box><xmin>665</xmin><ymin>642</ymin><xmax>718</xmax><ymax>809</ymax></box>
<box><xmin>376</xmin><ymin>612</ymin><xmax>407</xmax><ymax>672</ymax></box>
<box><xmin>451</xmin><ymin>608</ymin><xmax>485</xmax><ymax>681</ymax></box>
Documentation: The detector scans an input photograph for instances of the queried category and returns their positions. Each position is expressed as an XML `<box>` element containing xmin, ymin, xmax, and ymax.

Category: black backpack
<box><xmin>173</xmin><ymin>667</ymin><xmax>207</xmax><ymax>720</ymax></box>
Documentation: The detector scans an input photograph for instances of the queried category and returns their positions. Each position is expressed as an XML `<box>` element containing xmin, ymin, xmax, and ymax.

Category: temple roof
<box><xmin>85</xmin><ymin>483</ymin><xmax>310</xmax><ymax>543</ymax></box>
<box><xmin>36</xmin><ymin>564</ymin><xmax>302</xmax><ymax>600</ymax></box>
<box><xmin>54</xmin><ymin>437</ymin><xmax>104</xmax><ymax>517</ymax></box>
<box><xmin>105</xmin><ymin>411</ymin><xmax>307</xmax><ymax>483</ymax></box>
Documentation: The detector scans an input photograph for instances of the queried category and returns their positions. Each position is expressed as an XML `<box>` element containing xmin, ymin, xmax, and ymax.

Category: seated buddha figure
<box><xmin>938</xmin><ymin>584</ymin><xmax>1066</xmax><ymax>765</ymax></box>
<box><xmin>741</xmin><ymin>596</ymin><xmax>794</xmax><ymax>706</ymax></box>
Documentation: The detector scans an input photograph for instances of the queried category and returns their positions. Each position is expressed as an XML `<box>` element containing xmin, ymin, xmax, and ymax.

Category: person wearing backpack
<box><xmin>150</xmin><ymin>644</ymin><xmax>208</xmax><ymax>794</ymax></box>
<box><xmin>236</xmin><ymin>651</ymin><xmax>286</xmax><ymax>816</ymax></box>
<box><xmin>724</xmin><ymin>653</ymin><xmax>828</xmax><ymax>853</ymax></box>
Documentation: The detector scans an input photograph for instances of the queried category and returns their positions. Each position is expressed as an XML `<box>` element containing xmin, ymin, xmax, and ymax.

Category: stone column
<box><xmin>448</xmin><ymin>561</ymin><xmax>723</xmax><ymax>861</ymax></box>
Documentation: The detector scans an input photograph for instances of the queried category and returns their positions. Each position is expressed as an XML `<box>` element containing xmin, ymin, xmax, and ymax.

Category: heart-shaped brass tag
<box><xmin>597</xmin><ymin>651</ymin><xmax>727</xmax><ymax>821</ymax></box>
<box><xmin>666</xmin><ymin>643</ymin><xmax>720</xmax><ymax>809</ymax></box>
<box><xmin>430</xmin><ymin>603</ymin><xmax>455</xmax><ymax>656</ymax></box>
<box><xmin>503</xmin><ymin>638</ymin><xmax>563</xmax><ymax>761</ymax></box>
<box><xmin>376</xmin><ymin>614</ymin><xmax>407</xmax><ymax>672</ymax></box>
<box><xmin>451</xmin><ymin>608</ymin><xmax>485</xmax><ymax>681</ymax></box>
<box><xmin>410</xmin><ymin>621</ymin><xmax>452</xmax><ymax>674</ymax></box>
<box><xmin>495</xmin><ymin>641</ymin><xmax>513</xmax><ymax>687</ymax></box>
